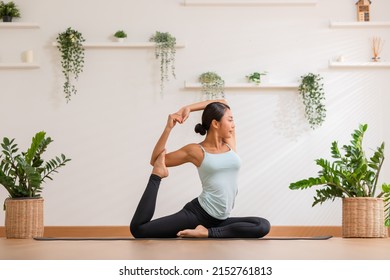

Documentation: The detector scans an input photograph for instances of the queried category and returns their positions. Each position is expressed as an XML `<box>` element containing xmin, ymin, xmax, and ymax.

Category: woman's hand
<box><xmin>175</xmin><ymin>106</ymin><xmax>191</xmax><ymax>124</ymax></box>
<box><xmin>166</xmin><ymin>113</ymin><xmax>183</xmax><ymax>129</ymax></box>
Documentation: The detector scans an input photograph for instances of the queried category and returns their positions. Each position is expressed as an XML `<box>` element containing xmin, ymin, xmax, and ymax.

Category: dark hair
<box><xmin>194</xmin><ymin>102</ymin><xmax>230</xmax><ymax>136</ymax></box>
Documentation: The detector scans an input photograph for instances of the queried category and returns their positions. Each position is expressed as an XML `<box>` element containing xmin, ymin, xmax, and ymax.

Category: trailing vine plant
<box><xmin>149</xmin><ymin>31</ymin><xmax>176</xmax><ymax>93</ymax></box>
<box><xmin>298</xmin><ymin>73</ymin><xmax>326</xmax><ymax>129</ymax></box>
<box><xmin>56</xmin><ymin>27</ymin><xmax>85</xmax><ymax>102</ymax></box>
<box><xmin>198</xmin><ymin>72</ymin><xmax>225</xmax><ymax>99</ymax></box>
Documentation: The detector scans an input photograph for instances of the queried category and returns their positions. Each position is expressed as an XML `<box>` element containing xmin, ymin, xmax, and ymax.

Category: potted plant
<box><xmin>298</xmin><ymin>73</ymin><xmax>326</xmax><ymax>130</ymax></box>
<box><xmin>289</xmin><ymin>124</ymin><xmax>390</xmax><ymax>237</ymax></box>
<box><xmin>0</xmin><ymin>1</ymin><xmax>20</xmax><ymax>22</ymax></box>
<box><xmin>149</xmin><ymin>31</ymin><xmax>176</xmax><ymax>93</ymax></box>
<box><xmin>198</xmin><ymin>71</ymin><xmax>225</xmax><ymax>99</ymax></box>
<box><xmin>246</xmin><ymin>71</ymin><xmax>268</xmax><ymax>85</ymax></box>
<box><xmin>114</xmin><ymin>30</ymin><xmax>127</xmax><ymax>42</ymax></box>
<box><xmin>0</xmin><ymin>131</ymin><xmax>71</xmax><ymax>238</ymax></box>
<box><xmin>56</xmin><ymin>27</ymin><xmax>85</xmax><ymax>103</ymax></box>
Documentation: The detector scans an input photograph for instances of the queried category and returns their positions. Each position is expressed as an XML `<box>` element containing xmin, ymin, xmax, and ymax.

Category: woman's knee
<box><xmin>253</xmin><ymin>217</ymin><xmax>271</xmax><ymax>238</ymax></box>
<box><xmin>130</xmin><ymin>223</ymin><xmax>146</xmax><ymax>238</ymax></box>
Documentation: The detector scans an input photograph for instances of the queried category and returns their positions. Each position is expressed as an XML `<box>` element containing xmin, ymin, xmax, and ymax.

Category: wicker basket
<box><xmin>342</xmin><ymin>197</ymin><xmax>388</xmax><ymax>238</ymax></box>
<box><xmin>4</xmin><ymin>197</ymin><xmax>44</xmax><ymax>239</ymax></box>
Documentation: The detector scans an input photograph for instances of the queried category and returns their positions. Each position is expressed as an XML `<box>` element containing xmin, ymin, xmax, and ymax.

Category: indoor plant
<box><xmin>289</xmin><ymin>124</ymin><xmax>390</xmax><ymax>237</ymax></box>
<box><xmin>149</xmin><ymin>31</ymin><xmax>176</xmax><ymax>93</ymax></box>
<box><xmin>0</xmin><ymin>131</ymin><xmax>71</xmax><ymax>238</ymax></box>
<box><xmin>246</xmin><ymin>71</ymin><xmax>267</xmax><ymax>85</ymax></box>
<box><xmin>298</xmin><ymin>73</ymin><xmax>326</xmax><ymax>129</ymax></box>
<box><xmin>56</xmin><ymin>27</ymin><xmax>85</xmax><ymax>103</ymax></box>
<box><xmin>114</xmin><ymin>30</ymin><xmax>127</xmax><ymax>42</ymax></box>
<box><xmin>0</xmin><ymin>1</ymin><xmax>20</xmax><ymax>22</ymax></box>
<box><xmin>198</xmin><ymin>71</ymin><xmax>225</xmax><ymax>99</ymax></box>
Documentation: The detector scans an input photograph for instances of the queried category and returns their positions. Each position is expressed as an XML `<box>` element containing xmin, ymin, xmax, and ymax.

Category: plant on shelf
<box><xmin>0</xmin><ymin>1</ymin><xmax>21</xmax><ymax>22</ymax></box>
<box><xmin>289</xmin><ymin>124</ymin><xmax>390</xmax><ymax>235</ymax></box>
<box><xmin>56</xmin><ymin>27</ymin><xmax>85</xmax><ymax>102</ymax></box>
<box><xmin>149</xmin><ymin>31</ymin><xmax>176</xmax><ymax>93</ymax></box>
<box><xmin>198</xmin><ymin>72</ymin><xmax>225</xmax><ymax>99</ymax></box>
<box><xmin>0</xmin><ymin>131</ymin><xmax>71</xmax><ymax>238</ymax></box>
<box><xmin>114</xmin><ymin>30</ymin><xmax>127</xmax><ymax>42</ymax></box>
<box><xmin>246</xmin><ymin>71</ymin><xmax>267</xmax><ymax>85</ymax></box>
<box><xmin>298</xmin><ymin>73</ymin><xmax>326</xmax><ymax>129</ymax></box>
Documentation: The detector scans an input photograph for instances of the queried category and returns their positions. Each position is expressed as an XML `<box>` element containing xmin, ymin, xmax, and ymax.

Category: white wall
<box><xmin>1</xmin><ymin>0</ymin><xmax>389</xmax><ymax>227</ymax></box>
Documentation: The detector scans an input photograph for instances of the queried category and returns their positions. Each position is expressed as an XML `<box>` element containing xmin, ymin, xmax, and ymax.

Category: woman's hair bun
<box><xmin>194</xmin><ymin>123</ymin><xmax>207</xmax><ymax>136</ymax></box>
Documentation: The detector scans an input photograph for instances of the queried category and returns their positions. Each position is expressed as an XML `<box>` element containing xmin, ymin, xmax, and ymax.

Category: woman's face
<box><xmin>217</xmin><ymin>109</ymin><xmax>235</xmax><ymax>138</ymax></box>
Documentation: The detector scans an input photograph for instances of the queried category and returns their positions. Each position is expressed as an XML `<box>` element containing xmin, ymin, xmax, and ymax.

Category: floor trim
<box><xmin>0</xmin><ymin>225</ymin><xmax>346</xmax><ymax>238</ymax></box>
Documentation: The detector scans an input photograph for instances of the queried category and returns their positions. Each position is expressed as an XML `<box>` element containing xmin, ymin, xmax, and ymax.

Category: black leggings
<box><xmin>130</xmin><ymin>174</ymin><xmax>271</xmax><ymax>238</ymax></box>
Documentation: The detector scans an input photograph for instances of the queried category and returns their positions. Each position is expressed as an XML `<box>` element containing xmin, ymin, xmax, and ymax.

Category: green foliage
<box><xmin>149</xmin><ymin>31</ymin><xmax>176</xmax><ymax>93</ymax></box>
<box><xmin>289</xmin><ymin>124</ymin><xmax>390</xmax><ymax>226</ymax></box>
<box><xmin>56</xmin><ymin>27</ymin><xmax>85</xmax><ymax>102</ymax></box>
<box><xmin>0</xmin><ymin>1</ymin><xmax>21</xmax><ymax>19</ymax></box>
<box><xmin>198</xmin><ymin>72</ymin><xmax>225</xmax><ymax>99</ymax></box>
<box><xmin>0</xmin><ymin>132</ymin><xmax>71</xmax><ymax>198</ymax></box>
<box><xmin>114</xmin><ymin>30</ymin><xmax>127</xmax><ymax>38</ymax></box>
<box><xmin>246</xmin><ymin>71</ymin><xmax>267</xmax><ymax>85</ymax></box>
<box><xmin>298</xmin><ymin>73</ymin><xmax>326</xmax><ymax>129</ymax></box>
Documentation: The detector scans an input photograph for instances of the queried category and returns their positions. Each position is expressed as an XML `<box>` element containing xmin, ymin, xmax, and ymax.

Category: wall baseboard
<box><xmin>0</xmin><ymin>225</ymin><xmax>346</xmax><ymax>238</ymax></box>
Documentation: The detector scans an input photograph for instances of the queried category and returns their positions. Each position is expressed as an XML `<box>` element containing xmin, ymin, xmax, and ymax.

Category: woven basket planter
<box><xmin>342</xmin><ymin>197</ymin><xmax>388</xmax><ymax>238</ymax></box>
<box><xmin>4</xmin><ymin>197</ymin><xmax>44</xmax><ymax>239</ymax></box>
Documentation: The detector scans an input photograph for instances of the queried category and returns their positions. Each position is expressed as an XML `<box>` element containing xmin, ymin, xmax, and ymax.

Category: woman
<box><xmin>130</xmin><ymin>100</ymin><xmax>270</xmax><ymax>238</ymax></box>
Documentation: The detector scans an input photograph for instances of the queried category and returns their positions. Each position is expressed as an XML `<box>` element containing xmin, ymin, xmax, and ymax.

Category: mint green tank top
<box><xmin>197</xmin><ymin>144</ymin><xmax>241</xmax><ymax>219</ymax></box>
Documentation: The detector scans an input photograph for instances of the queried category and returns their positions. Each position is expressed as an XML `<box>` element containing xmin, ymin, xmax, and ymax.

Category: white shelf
<box><xmin>52</xmin><ymin>42</ymin><xmax>186</xmax><ymax>49</ymax></box>
<box><xmin>0</xmin><ymin>22</ymin><xmax>40</xmax><ymax>29</ymax></box>
<box><xmin>329</xmin><ymin>61</ymin><xmax>390</xmax><ymax>68</ymax></box>
<box><xmin>0</xmin><ymin>63</ymin><xmax>40</xmax><ymax>69</ymax></box>
<box><xmin>329</xmin><ymin>21</ymin><xmax>390</xmax><ymax>28</ymax></box>
<box><xmin>184</xmin><ymin>82</ymin><xmax>299</xmax><ymax>89</ymax></box>
<box><xmin>183</xmin><ymin>0</ymin><xmax>317</xmax><ymax>6</ymax></box>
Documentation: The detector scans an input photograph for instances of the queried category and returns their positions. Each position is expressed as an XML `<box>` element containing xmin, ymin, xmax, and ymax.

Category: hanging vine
<box><xmin>150</xmin><ymin>31</ymin><xmax>176</xmax><ymax>93</ymax></box>
<box><xmin>298</xmin><ymin>73</ymin><xmax>326</xmax><ymax>129</ymax></box>
<box><xmin>198</xmin><ymin>72</ymin><xmax>225</xmax><ymax>100</ymax></box>
<box><xmin>56</xmin><ymin>27</ymin><xmax>85</xmax><ymax>102</ymax></box>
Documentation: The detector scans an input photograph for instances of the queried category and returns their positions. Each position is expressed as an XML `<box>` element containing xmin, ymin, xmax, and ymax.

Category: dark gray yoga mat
<box><xmin>34</xmin><ymin>236</ymin><xmax>333</xmax><ymax>241</ymax></box>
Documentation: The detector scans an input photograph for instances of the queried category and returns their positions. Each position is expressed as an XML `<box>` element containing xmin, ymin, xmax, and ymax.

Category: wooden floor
<box><xmin>1</xmin><ymin>237</ymin><xmax>390</xmax><ymax>260</ymax></box>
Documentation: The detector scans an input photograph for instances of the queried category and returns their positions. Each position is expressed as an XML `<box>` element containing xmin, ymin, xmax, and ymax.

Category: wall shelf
<box><xmin>0</xmin><ymin>63</ymin><xmax>40</xmax><ymax>69</ymax></box>
<box><xmin>329</xmin><ymin>21</ymin><xmax>390</xmax><ymax>28</ymax></box>
<box><xmin>0</xmin><ymin>22</ymin><xmax>40</xmax><ymax>29</ymax></box>
<box><xmin>329</xmin><ymin>61</ymin><xmax>390</xmax><ymax>68</ymax></box>
<box><xmin>184</xmin><ymin>82</ymin><xmax>299</xmax><ymax>89</ymax></box>
<box><xmin>52</xmin><ymin>42</ymin><xmax>186</xmax><ymax>49</ymax></box>
<box><xmin>182</xmin><ymin>0</ymin><xmax>317</xmax><ymax>6</ymax></box>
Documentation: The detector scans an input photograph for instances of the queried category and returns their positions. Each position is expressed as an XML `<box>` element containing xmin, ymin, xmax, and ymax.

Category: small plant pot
<box><xmin>2</xmin><ymin>16</ymin><xmax>13</xmax><ymax>22</ymax></box>
<box><xmin>115</xmin><ymin>37</ymin><xmax>125</xmax><ymax>42</ymax></box>
<box><xmin>342</xmin><ymin>197</ymin><xmax>388</xmax><ymax>238</ymax></box>
<box><xmin>4</xmin><ymin>197</ymin><xmax>44</xmax><ymax>239</ymax></box>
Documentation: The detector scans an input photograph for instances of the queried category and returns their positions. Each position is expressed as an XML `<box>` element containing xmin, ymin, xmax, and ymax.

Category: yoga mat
<box><xmin>34</xmin><ymin>236</ymin><xmax>332</xmax><ymax>241</ymax></box>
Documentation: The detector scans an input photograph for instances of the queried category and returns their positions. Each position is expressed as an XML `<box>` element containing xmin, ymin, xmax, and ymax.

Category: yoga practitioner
<box><xmin>130</xmin><ymin>100</ymin><xmax>270</xmax><ymax>238</ymax></box>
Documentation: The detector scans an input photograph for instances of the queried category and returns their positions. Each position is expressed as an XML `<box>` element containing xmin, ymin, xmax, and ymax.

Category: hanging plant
<box><xmin>149</xmin><ymin>31</ymin><xmax>176</xmax><ymax>93</ymax></box>
<box><xmin>198</xmin><ymin>72</ymin><xmax>225</xmax><ymax>99</ymax></box>
<box><xmin>56</xmin><ymin>27</ymin><xmax>85</xmax><ymax>102</ymax></box>
<box><xmin>298</xmin><ymin>73</ymin><xmax>326</xmax><ymax>129</ymax></box>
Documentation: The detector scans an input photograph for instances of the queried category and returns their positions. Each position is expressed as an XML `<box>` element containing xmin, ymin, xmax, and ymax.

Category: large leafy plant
<box><xmin>289</xmin><ymin>124</ymin><xmax>390</xmax><ymax>226</ymax></box>
<box><xmin>150</xmin><ymin>31</ymin><xmax>176</xmax><ymax>93</ymax></box>
<box><xmin>298</xmin><ymin>73</ymin><xmax>326</xmax><ymax>129</ymax></box>
<box><xmin>56</xmin><ymin>27</ymin><xmax>85</xmax><ymax>102</ymax></box>
<box><xmin>0</xmin><ymin>131</ymin><xmax>71</xmax><ymax>198</ymax></box>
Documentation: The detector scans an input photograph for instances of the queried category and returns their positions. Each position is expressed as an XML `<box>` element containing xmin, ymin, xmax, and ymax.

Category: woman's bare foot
<box><xmin>177</xmin><ymin>225</ymin><xmax>209</xmax><ymax>238</ymax></box>
<box><xmin>152</xmin><ymin>150</ymin><xmax>169</xmax><ymax>178</ymax></box>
